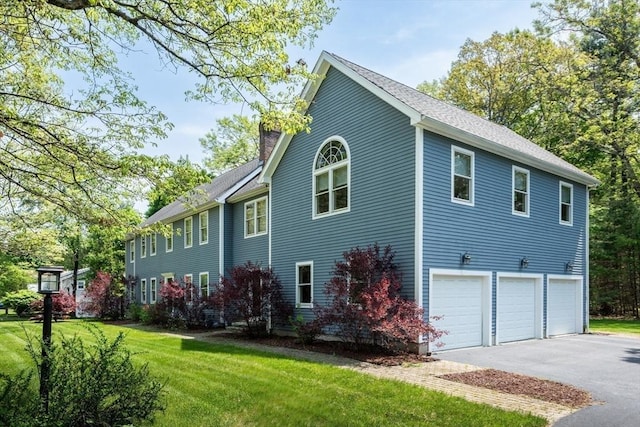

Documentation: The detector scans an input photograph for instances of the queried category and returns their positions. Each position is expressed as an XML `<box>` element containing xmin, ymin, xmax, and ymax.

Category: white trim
<box><xmin>295</xmin><ymin>261</ymin><xmax>314</xmax><ymax>308</ymax></box>
<box><xmin>451</xmin><ymin>145</ymin><xmax>475</xmax><ymax>206</ymax></box>
<box><xmin>216</xmin><ymin>166</ymin><xmax>263</xmax><ymax>203</ymax></box>
<box><xmin>219</xmin><ymin>204</ymin><xmax>225</xmax><ymax>280</ymax></box>
<box><xmin>141</xmin><ymin>278</ymin><xmax>147</xmax><ymax>304</ymax></box>
<box><xmin>414</xmin><ymin>126</ymin><xmax>424</xmax><ymax>309</ymax></box>
<box><xmin>140</xmin><ymin>235</ymin><xmax>147</xmax><ymax>258</ymax></box>
<box><xmin>559</xmin><ymin>181</ymin><xmax>573</xmax><ymax>226</ymax></box>
<box><xmin>150</xmin><ymin>277</ymin><xmax>157</xmax><ymax>304</ymax></box>
<box><xmin>199</xmin><ymin>210</ymin><xmax>209</xmax><ymax>245</ymax></box>
<box><xmin>312</xmin><ymin>136</ymin><xmax>351</xmax><ymax>219</ymax></box>
<box><xmin>150</xmin><ymin>233</ymin><xmax>157</xmax><ymax>256</ymax></box>
<box><xmin>512</xmin><ymin>165</ymin><xmax>530</xmax><ymax>217</ymax></box>
<box><xmin>166</xmin><ymin>223</ymin><xmax>174</xmax><ymax>253</ymax></box>
<box><xmin>268</xmin><ymin>184</ymin><xmax>273</xmax><ymax>266</ymax></box>
<box><xmin>585</xmin><ymin>186</ymin><xmax>591</xmax><ymax>333</ymax></box>
<box><xmin>546</xmin><ymin>275</ymin><xmax>584</xmax><ymax>337</ymax></box>
<box><xmin>199</xmin><ymin>271</ymin><xmax>210</xmax><ymax>297</ymax></box>
<box><xmin>495</xmin><ymin>272</ymin><xmax>543</xmax><ymax>344</ymax></box>
<box><xmin>428</xmin><ymin>268</ymin><xmax>492</xmax><ymax>348</ymax></box>
<box><xmin>184</xmin><ymin>216</ymin><xmax>193</xmax><ymax>248</ymax></box>
<box><xmin>244</xmin><ymin>196</ymin><xmax>268</xmax><ymax>238</ymax></box>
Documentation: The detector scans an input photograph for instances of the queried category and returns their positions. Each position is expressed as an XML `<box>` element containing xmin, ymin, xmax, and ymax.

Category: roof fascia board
<box><xmin>216</xmin><ymin>166</ymin><xmax>262</xmax><ymax>203</ymax></box>
<box><xmin>416</xmin><ymin>118</ymin><xmax>600</xmax><ymax>186</ymax></box>
<box><xmin>226</xmin><ymin>186</ymin><xmax>269</xmax><ymax>204</ymax></box>
<box><xmin>260</xmin><ymin>51</ymin><xmax>421</xmax><ymax>182</ymax></box>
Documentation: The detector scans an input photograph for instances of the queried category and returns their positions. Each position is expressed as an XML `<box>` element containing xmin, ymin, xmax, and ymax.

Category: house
<box><xmin>126</xmin><ymin>51</ymin><xmax>599</xmax><ymax>352</ymax></box>
<box><xmin>60</xmin><ymin>267</ymin><xmax>92</xmax><ymax>317</ymax></box>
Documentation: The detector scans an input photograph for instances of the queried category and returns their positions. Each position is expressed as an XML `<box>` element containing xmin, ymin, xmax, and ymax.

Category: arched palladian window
<box><xmin>313</xmin><ymin>137</ymin><xmax>350</xmax><ymax>217</ymax></box>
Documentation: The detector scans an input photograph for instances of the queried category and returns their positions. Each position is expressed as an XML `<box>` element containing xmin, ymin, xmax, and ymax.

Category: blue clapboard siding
<box><xmin>128</xmin><ymin>206</ymin><xmax>221</xmax><ymax>301</ymax></box>
<box><xmin>421</xmin><ymin>130</ymin><xmax>588</xmax><ymax>315</ymax></box>
<box><xmin>270</xmin><ymin>66</ymin><xmax>417</xmax><ymax>310</ymax></box>
<box><xmin>230</xmin><ymin>194</ymin><xmax>269</xmax><ymax>272</ymax></box>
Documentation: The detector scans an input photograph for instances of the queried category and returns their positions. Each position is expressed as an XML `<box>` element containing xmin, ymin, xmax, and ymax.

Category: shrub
<box><xmin>1</xmin><ymin>289</ymin><xmax>40</xmax><ymax>316</ymax></box>
<box><xmin>30</xmin><ymin>291</ymin><xmax>77</xmax><ymax>317</ymax></box>
<box><xmin>289</xmin><ymin>315</ymin><xmax>321</xmax><ymax>345</ymax></box>
<box><xmin>0</xmin><ymin>326</ymin><xmax>165</xmax><ymax>427</ymax></box>
<box><xmin>214</xmin><ymin>262</ymin><xmax>293</xmax><ymax>337</ymax></box>
<box><xmin>314</xmin><ymin>244</ymin><xmax>445</xmax><ymax>351</ymax></box>
<box><xmin>127</xmin><ymin>302</ymin><xmax>143</xmax><ymax>322</ymax></box>
<box><xmin>81</xmin><ymin>272</ymin><xmax>125</xmax><ymax>319</ymax></box>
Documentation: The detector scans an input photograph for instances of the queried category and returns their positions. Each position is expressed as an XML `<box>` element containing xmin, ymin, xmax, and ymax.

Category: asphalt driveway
<box><xmin>435</xmin><ymin>334</ymin><xmax>639</xmax><ymax>427</ymax></box>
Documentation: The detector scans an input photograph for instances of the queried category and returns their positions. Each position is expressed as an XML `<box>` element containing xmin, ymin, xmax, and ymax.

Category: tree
<box><xmin>0</xmin><ymin>255</ymin><xmax>33</xmax><ymax>298</ymax></box>
<box><xmin>215</xmin><ymin>262</ymin><xmax>292</xmax><ymax>336</ymax></box>
<box><xmin>1</xmin><ymin>289</ymin><xmax>41</xmax><ymax>316</ymax></box>
<box><xmin>82</xmin><ymin>271</ymin><xmax>125</xmax><ymax>319</ymax></box>
<box><xmin>1</xmin><ymin>0</ymin><xmax>336</xmax><ymax>227</ymax></box>
<box><xmin>145</xmin><ymin>157</ymin><xmax>211</xmax><ymax>218</ymax></box>
<box><xmin>313</xmin><ymin>244</ymin><xmax>445</xmax><ymax>351</ymax></box>
<box><xmin>200</xmin><ymin>115</ymin><xmax>260</xmax><ymax>175</ymax></box>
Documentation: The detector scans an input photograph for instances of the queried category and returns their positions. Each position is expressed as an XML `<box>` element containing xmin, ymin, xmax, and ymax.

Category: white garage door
<box><xmin>548</xmin><ymin>279</ymin><xmax>582</xmax><ymax>336</ymax></box>
<box><xmin>497</xmin><ymin>277</ymin><xmax>538</xmax><ymax>343</ymax></box>
<box><xmin>431</xmin><ymin>275</ymin><xmax>486</xmax><ymax>350</ymax></box>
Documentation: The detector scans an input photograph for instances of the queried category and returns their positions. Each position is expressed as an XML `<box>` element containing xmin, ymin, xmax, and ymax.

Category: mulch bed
<box><xmin>439</xmin><ymin>369</ymin><xmax>592</xmax><ymax>408</ymax></box>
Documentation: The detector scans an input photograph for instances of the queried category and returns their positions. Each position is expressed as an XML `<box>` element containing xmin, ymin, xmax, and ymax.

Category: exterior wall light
<box><xmin>520</xmin><ymin>257</ymin><xmax>529</xmax><ymax>269</ymax></box>
<box><xmin>461</xmin><ymin>252</ymin><xmax>471</xmax><ymax>265</ymax></box>
<box><xmin>565</xmin><ymin>261</ymin><xmax>574</xmax><ymax>272</ymax></box>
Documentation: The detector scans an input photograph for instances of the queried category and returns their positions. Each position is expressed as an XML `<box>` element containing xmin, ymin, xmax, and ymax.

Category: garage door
<box><xmin>548</xmin><ymin>279</ymin><xmax>582</xmax><ymax>336</ymax></box>
<box><xmin>431</xmin><ymin>275</ymin><xmax>488</xmax><ymax>350</ymax></box>
<box><xmin>497</xmin><ymin>277</ymin><xmax>540</xmax><ymax>343</ymax></box>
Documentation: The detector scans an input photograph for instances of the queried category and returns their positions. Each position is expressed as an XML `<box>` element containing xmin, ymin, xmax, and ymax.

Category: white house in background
<box><xmin>60</xmin><ymin>268</ymin><xmax>92</xmax><ymax>318</ymax></box>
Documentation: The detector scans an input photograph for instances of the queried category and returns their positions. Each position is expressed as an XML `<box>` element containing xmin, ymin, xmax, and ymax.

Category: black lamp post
<box><xmin>37</xmin><ymin>266</ymin><xmax>63</xmax><ymax>413</ymax></box>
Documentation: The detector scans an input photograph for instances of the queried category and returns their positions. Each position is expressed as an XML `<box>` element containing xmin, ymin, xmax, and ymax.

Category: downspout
<box><xmin>585</xmin><ymin>185</ymin><xmax>592</xmax><ymax>333</ymax></box>
<box><xmin>414</xmin><ymin>126</ymin><xmax>425</xmax><ymax>351</ymax></box>
<box><xmin>219</xmin><ymin>204</ymin><xmax>225</xmax><ymax>282</ymax></box>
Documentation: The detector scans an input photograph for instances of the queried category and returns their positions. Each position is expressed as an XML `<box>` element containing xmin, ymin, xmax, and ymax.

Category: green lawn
<box><xmin>590</xmin><ymin>318</ymin><xmax>640</xmax><ymax>336</ymax></box>
<box><xmin>0</xmin><ymin>318</ymin><xmax>546</xmax><ymax>427</ymax></box>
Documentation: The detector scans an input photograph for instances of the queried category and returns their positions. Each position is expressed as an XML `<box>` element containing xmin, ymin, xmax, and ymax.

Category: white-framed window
<box><xmin>244</xmin><ymin>197</ymin><xmax>268</xmax><ymax>238</ymax></box>
<box><xmin>560</xmin><ymin>182</ymin><xmax>573</xmax><ymax>225</ymax></box>
<box><xmin>512</xmin><ymin>166</ymin><xmax>530</xmax><ymax>217</ymax></box>
<box><xmin>199</xmin><ymin>272</ymin><xmax>209</xmax><ymax>298</ymax></box>
<box><xmin>141</xmin><ymin>278</ymin><xmax>147</xmax><ymax>304</ymax></box>
<box><xmin>184</xmin><ymin>216</ymin><xmax>193</xmax><ymax>248</ymax></box>
<box><xmin>451</xmin><ymin>146</ymin><xmax>474</xmax><ymax>205</ymax></box>
<box><xmin>184</xmin><ymin>274</ymin><xmax>194</xmax><ymax>301</ymax></box>
<box><xmin>150</xmin><ymin>277</ymin><xmax>157</xmax><ymax>303</ymax></box>
<box><xmin>77</xmin><ymin>280</ymin><xmax>85</xmax><ymax>290</ymax></box>
<box><xmin>150</xmin><ymin>233</ymin><xmax>157</xmax><ymax>256</ymax></box>
<box><xmin>313</xmin><ymin>137</ymin><xmax>350</xmax><ymax>218</ymax></box>
<box><xmin>140</xmin><ymin>236</ymin><xmax>147</xmax><ymax>258</ymax></box>
<box><xmin>296</xmin><ymin>262</ymin><xmax>313</xmax><ymax>308</ymax></box>
<box><xmin>166</xmin><ymin>223</ymin><xmax>173</xmax><ymax>252</ymax></box>
<box><xmin>199</xmin><ymin>211</ymin><xmax>209</xmax><ymax>245</ymax></box>
<box><xmin>129</xmin><ymin>240</ymin><xmax>135</xmax><ymax>263</ymax></box>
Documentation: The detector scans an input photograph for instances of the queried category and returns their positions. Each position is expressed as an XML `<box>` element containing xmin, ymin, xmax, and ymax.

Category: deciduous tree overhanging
<box><xmin>200</xmin><ymin>115</ymin><xmax>261</xmax><ymax>176</ymax></box>
<box><xmin>420</xmin><ymin>0</ymin><xmax>640</xmax><ymax>317</ymax></box>
<box><xmin>0</xmin><ymin>0</ymin><xmax>336</xmax><ymax>227</ymax></box>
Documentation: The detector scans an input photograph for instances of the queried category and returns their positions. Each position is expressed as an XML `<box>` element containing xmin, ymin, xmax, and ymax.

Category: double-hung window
<box><xmin>141</xmin><ymin>279</ymin><xmax>147</xmax><ymax>304</ymax></box>
<box><xmin>452</xmin><ymin>146</ymin><xmax>474</xmax><ymax>205</ymax></box>
<box><xmin>129</xmin><ymin>240</ymin><xmax>135</xmax><ymax>263</ymax></box>
<box><xmin>199</xmin><ymin>211</ymin><xmax>209</xmax><ymax>245</ymax></box>
<box><xmin>140</xmin><ymin>236</ymin><xmax>147</xmax><ymax>258</ymax></box>
<box><xmin>199</xmin><ymin>272</ymin><xmax>209</xmax><ymax>298</ymax></box>
<box><xmin>184</xmin><ymin>217</ymin><xmax>193</xmax><ymax>248</ymax></box>
<box><xmin>245</xmin><ymin>197</ymin><xmax>268</xmax><ymax>237</ymax></box>
<box><xmin>296</xmin><ymin>262</ymin><xmax>313</xmax><ymax>307</ymax></box>
<box><xmin>150</xmin><ymin>278</ymin><xmax>157</xmax><ymax>303</ymax></box>
<box><xmin>166</xmin><ymin>223</ymin><xmax>173</xmax><ymax>252</ymax></box>
<box><xmin>150</xmin><ymin>234</ymin><xmax>157</xmax><ymax>256</ymax></box>
<box><xmin>513</xmin><ymin>166</ymin><xmax>530</xmax><ymax>216</ymax></box>
<box><xmin>313</xmin><ymin>137</ymin><xmax>350</xmax><ymax>217</ymax></box>
<box><xmin>560</xmin><ymin>182</ymin><xmax>573</xmax><ymax>225</ymax></box>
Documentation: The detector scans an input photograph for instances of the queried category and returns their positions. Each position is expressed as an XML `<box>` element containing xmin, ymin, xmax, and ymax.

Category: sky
<box><xmin>121</xmin><ymin>0</ymin><xmax>542</xmax><ymax>165</ymax></box>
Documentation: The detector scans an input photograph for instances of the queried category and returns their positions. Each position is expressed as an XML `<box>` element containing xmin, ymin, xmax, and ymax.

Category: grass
<box><xmin>0</xmin><ymin>318</ymin><xmax>546</xmax><ymax>427</ymax></box>
<box><xmin>590</xmin><ymin>318</ymin><xmax>640</xmax><ymax>336</ymax></box>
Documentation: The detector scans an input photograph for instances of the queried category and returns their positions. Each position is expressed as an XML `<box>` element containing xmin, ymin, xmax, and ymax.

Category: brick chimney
<box><xmin>259</xmin><ymin>122</ymin><xmax>280</xmax><ymax>162</ymax></box>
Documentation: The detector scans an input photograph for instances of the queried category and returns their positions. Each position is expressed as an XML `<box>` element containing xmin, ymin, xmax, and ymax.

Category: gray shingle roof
<box><xmin>143</xmin><ymin>159</ymin><xmax>261</xmax><ymax>225</ymax></box>
<box><xmin>328</xmin><ymin>53</ymin><xmax>599</xmax><ymax>186</ymax></box>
